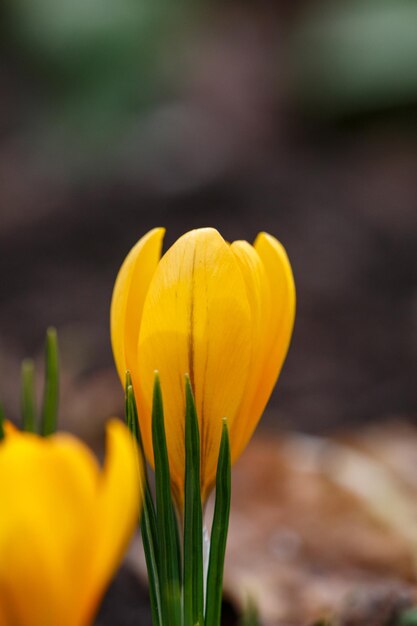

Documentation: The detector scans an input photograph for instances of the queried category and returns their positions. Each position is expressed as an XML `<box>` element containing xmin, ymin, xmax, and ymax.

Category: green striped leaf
<box><xmin>152</xmin><ymin>373</ymin><xmax>182</xmax><ymax>626</ymax></box>
<box><xmin>205</xmin><ymin>420</ymin><xmax>231</xmax><ymax>626</ymax></box>
<box><xmin>183</xmin><ymin>375</ymin><xmax>204</xmax><ymax>626</ymax></box>
<box><xmin>125</xmin><ymin>374</ymin><xmax>162</xmax><ymax>626</ymax></box>
<box><xmin>41</xmin><ymin>327</ymin><xmax>59</xmax><ymax>436</ymax></box>
<box><xmin>21</xmin><ymin>359</ymin><xmax>37</xmax><ymax>432</ymax></box>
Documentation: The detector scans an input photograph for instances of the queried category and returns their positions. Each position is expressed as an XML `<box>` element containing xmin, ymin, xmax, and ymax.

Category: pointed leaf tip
<box><xmin>41</xmin><ymin>327</ymin><xmax>59</xmax><ymax>436</ymax></box>
<box><xmin>184</xmin><ymin>375</ymin><xmax>204</xmax><ymax>626</ymax></box>
<box><xmin>152</xmin><ymin>373</ymin><xmax>181</xmax><ymax>626</ymax></box>
<box><xmin>124</xmin><ymin>375</ymin><xmax>162</xmax><ymax>626</ymax></box>
<box><xmin>125</xmin><ymin>370</ymin><xmax>132</xmax><ymax>388</ymax></box>
<box><xmin>205</xmin><ymin>419</ymin><xmax>231</xmax><ymax>626</ymax></box>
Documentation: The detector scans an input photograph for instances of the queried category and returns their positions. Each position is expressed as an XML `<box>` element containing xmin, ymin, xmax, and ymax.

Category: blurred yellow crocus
<box><xmin>111</xmin><ymin>227</ymin><xmax>295</xmax><ymax>503</ymax></box>
<box><xmin>0</xmin><ymin>420</ymin><xmax>141</xmax><ymax>626</ymax></box>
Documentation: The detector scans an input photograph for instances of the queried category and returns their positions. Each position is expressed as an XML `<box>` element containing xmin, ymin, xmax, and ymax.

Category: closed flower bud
<box><xmin>0</xmin><ymin>420</ymin><xmax>141</xmax><ymax>626</ymax></box>
<box><xmin>111</xmin><ymin>228</ymin><xmax>295</xmax><ymax>504</ymax></box>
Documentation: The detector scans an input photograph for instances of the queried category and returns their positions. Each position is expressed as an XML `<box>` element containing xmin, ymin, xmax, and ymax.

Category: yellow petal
<box><xmin>136</xmin><ymin>228</ymin><xmax>252</xmax><ymax>502</ymax></box>
<box><xmin>0</xmin><ymin>433</ymin><xmax>100</xmax><ymax>626</ymax></box>
<box><xmin>233</xmin><ymin>232</ymin><xmax>295</xmax><ymax>458</ymax></box>
<box><xmin>77</xmin><ymin>419</ymin><xmax>142</xmax><ymax>626</ymax></box>
<box><xmin>0</xmin><ymin>603</ymin><xmax>7</xmax><ymax>626</ymax></box>
<box><xmin>229</xmin><ymin>240</ymin><xmax>271</xmax><ymax>460</ymax></box>
<box><xmin>2</xmin><ymin>421</ymin><xmax>18</xmax><ymax>437</ymax></box>
<box><xmin>0</xmin><ymin>422</ymin><xmax>141</xmax><ymax>626</ymax></box>
<box><xmin>110</xmin><ymin>227</ymin><xmax>165</xmax><ymax>385</ymax></box>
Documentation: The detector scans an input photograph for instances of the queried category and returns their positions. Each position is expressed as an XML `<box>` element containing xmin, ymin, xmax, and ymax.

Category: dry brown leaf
<box><xmin>223</xmin><ymin>426</ymin><xmax>417</xmax><ymax>625</ymax></box>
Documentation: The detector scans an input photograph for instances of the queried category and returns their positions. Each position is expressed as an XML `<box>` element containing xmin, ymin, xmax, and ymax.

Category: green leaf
<box><xmin>21</xmin><ymin>359</ymin><xmax>37</xmax><ymax>432</ymax></box>
<box><xmin>205</xmin><ymin>420</ymin><xmax>231</xmax><ymax>626</ymax></box>
<box><xmin>41</xmin><ymin>327</ymin><xmax>59</xmax><ymax>436</ymax></box>
<box><xmin>151</xmin><ymin>373</ymin><xmax>181</xmax><ymax>626</ymax></box>
<box><xmin>172</xmin><ymin>499</ymin><xmax>182</xmax><ymax>591</ymax></box>
<box><xmin>0</xmin><ymin>402</ymin><xmax>5</xmax><ymax>441</ymax></box>
<box><xmin>183</xmin><ymin>375</ymin><xmax>204</xmax><ymax>626</ymax></box>
<box><xmin>125</xmin><ymin>374</ymin><xmax>162</xmax><ymax>626</ymax></box>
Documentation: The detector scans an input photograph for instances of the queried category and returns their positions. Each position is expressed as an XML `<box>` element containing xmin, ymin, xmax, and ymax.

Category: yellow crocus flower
<box><xmin>111</xmin><ymin>227</ymin><xmax>295</xmax><ymax>504</ymax></box>
<box><xmin>0</xmin><ymin>420</ymin><xmax>141</xmax><ymax>626</ymax></box>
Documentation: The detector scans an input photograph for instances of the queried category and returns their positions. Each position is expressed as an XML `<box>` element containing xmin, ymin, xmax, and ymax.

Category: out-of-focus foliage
<box><xmin>291</xmin><ymin>0</ymin><xmax>417</xmax><ymax>118</ymax></box>
<box><xmin>3</xmin><ymin>0</ymin><xmax>196</xmax><ymax>155</ymax></box>
<box><xmin>401</xmin><ymin>608</ymin><xmax>417</xmax><ymax>626</ymax></box>
<box><xmin>402</xmin><ymin>609</ymin><xmax>417</xmax><ymax>626</ymax></box>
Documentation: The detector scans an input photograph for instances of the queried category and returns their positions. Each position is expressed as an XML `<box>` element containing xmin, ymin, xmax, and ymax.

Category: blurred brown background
<box><xmin>1</xmin><ymin>0</ymin><xmax>416</xmax><ymax>434</ymax></box>
<box><xmin>0</xmin><ymin>0</ymin><xmax>417</xmax><ymax>623</ymax></box>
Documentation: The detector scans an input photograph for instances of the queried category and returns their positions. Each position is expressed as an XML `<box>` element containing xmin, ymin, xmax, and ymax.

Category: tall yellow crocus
<box><xmin>0</xmin><ymin>420</ymin><xmax>141</xmax><ymax>626</ymax></box>
<box><xmin>111</xmin><ymin>228</ymin><xmax>295</xmax><ymax>503</ymax></box>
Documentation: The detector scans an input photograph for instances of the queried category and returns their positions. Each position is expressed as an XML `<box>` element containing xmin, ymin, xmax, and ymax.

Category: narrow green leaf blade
<box><xmin>205</xmin><ymin>420</ymin><xmax>231</xmax><ymax>626</ymax></box>
<box><xmin>141</xmin><ymin>497</ymin><xmax>163</xmax><ymax>626</ymax></box>
<box><xmin>125</xmin><ymin>374</ymin><xmax>162</xmax><ymax>626</ymax></box>
<box><xmin>183</xmin><ymin>375</ymin><xmax>204</xmax><ymax>626</ymax></box>
<box><xmin>152</xmin><ymin>373</ymin><xmax>182</xmax><ymax>626</ymax></box>
<box><xmin>21</xmin><ymin>359</ymin><xmax>37</xmax><ymax>432</ymax></box>
<box><xmin>41</xmin><ymin>327</ymin><xmax>59</xmax><ymax>436</ymax></box>
<box><xmin>0</xmin><ymin>402</ymin><xmax>5</xmax><ymax>441</ymax></box>
<box><xmin>125</xmin><ymin>372</ymin><xmax>138</xmax><ymax>438</ymax></box>
<box><xmin>172</xmin><ymin>499</ymin><xmax>182</xmax><ymax>585</ymax></box>
<box><xmin>125</xmin><ymin>374</ymin><xmax>157</xmax><ymax>534</ymax></box>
